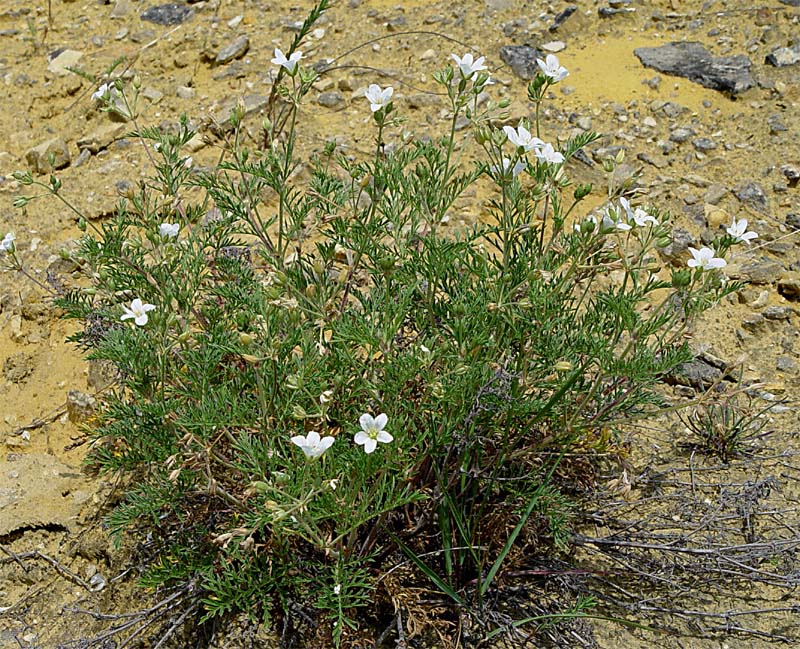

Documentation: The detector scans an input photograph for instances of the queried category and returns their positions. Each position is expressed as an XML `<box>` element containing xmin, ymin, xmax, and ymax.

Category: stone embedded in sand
<box><xmin>734</xmin><ymin>182</ymin><xmax>769</xmax><ymax>213</ymax></box>
<box><xmin>25</xmin><ymin>137</ymin><xmax>71</xmax><ymax>174</ymax></box>
<box><xmin>140</xmin><ymin>3</ymin><xmax>194</xmax><ymax>26</ymax></box>
<box><xmin>634</xmin><ymin>41</ymin><xmax>755</xmax><ymax>95</ymax></box>
<box><xmin>46</xmin><ymin>48</ymin><xmax>83</xmax><ymax>76</ymax></box>
<box><xmin>499</xmin><ymin>45</ymin><xmax>542</xmax><ymax>80</ymax></box>
<box><xmin>67</xmin><ymin>390</ymin><xmax>96</xmax><ymax>424</ymax></box>
<box><xmin>766</xmin><ymin>44</ymin><xmax>800</xmax><ymax>67</ymax></box>
<box><xmin>216</xmin><ymin>35</ymin><xmax>250</xmax><ymax>65</ymax></box>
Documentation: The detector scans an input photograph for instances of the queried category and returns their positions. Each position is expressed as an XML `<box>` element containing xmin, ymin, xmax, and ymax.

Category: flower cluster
<box><xmin>291</xmin><ymin>412</ymin><xmax>392</xmax><ymax>459</ymax></box>
<box><xmin>503</xmin><ymin>125</ymin><xmax>564</xmax><ymax>165</ymax></box>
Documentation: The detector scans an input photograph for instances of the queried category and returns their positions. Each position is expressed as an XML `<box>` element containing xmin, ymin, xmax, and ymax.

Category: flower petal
<box><xmin>376</xmin><ymin>431</ymin><xmax>393</xmax><ymax>444</ymax></box>
<box><xmin>359</xmin><ymin>413</ymin><xmax>375</xmax><ymax>431</ymax></box>
<box><xmin>374</xmin><ymin>413</ymin><xmax>388</xmax><ymax>430</ymax></box>
<box><xmin>354</xmin><ymin>431</ymin><xmax>369</xmax><ymax>445</ymax></box>
<box><xmin>363</xmin><ymin>438</ymin><xmax>377</xmax><ymax>454</ymax></box>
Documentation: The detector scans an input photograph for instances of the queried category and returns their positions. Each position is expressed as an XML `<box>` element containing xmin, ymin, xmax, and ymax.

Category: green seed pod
<box><xmin>239</xmin><ymin>332</ymin><xmax>254</xmax><ymax>346</ymax></box>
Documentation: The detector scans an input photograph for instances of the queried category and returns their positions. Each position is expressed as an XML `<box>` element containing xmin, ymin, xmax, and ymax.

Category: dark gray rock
<box><xmin>735</xmin><ymin>182</ymin><xmax>768</xmax><ymax>213</ymax></box>
<box><xmin>669</xmin><ymin>126</ymin><xmax>695</xmax><ymax>143</ymax></box>
<box><xmin>692</xmin><ymin>137</ymin><xmax>717</xmax><ymax>151</ymax></box>
<box><xmin>781</xmin><ymin>164</ymin><xmax>799</xmax><ymax>188</ymax></box>
<box><xmin>767</xmin><ymin>114</ymin><xmax>788</xmax><ymax>134</ymax></box>
<box><xmin>317</xmin><ymin>91</ymin><xmax>344</xmax><ymax>108</ymax></box>
<box><xmin>778</xmin><ymin>0</ymin><xmax>800</xmax><ymax>6</ymax></box>
<box><xmin>787</xmin><ymin>213</ymin><xmax>800</xmax><ymax>231</ymax></box>
<box><xmin>216</xmin><ymin>35</ymin><xmax>249</xmax><ymax>65</ymax></box>
<box><xmin>669</xmin><ymin>359</ymin><xmax>723</xmax><ymax>389</ymax></box>
<box><xmin>141</xmin><ymin>3</ymin><xmax>194</xmax><ymax>26</ymax></box>
<box><xmin>549</xmin><ymin>5</ymin><xmax>577</xmax><ymax>32</ymax></box>
<box><xmin>766</xmin><ymin>44</ymin><xmax>800</xmax><ymax>67</ymax></box>
<box><xmin>777</xmin><ymin>277</ymin><xmax>800</xmax><ymax>301</ymax></box>
<box><xmin>634</xmin><ymin>41</ymin><xmax>755</xmax><ymax>95</ymax></box>
<box><xmin>499</xmin><ymin>45</ymin><xmax>541</xmax><ymax>80</ymax></box>
<box><xmin>739</xmin><ymin>260</ymin><xmax>785</xmax><ymax>285</ymax></box>
<box><xmin>763</xmin><ymin>306</ymin><xmax>794</xmax><ymax>321</ymax></box>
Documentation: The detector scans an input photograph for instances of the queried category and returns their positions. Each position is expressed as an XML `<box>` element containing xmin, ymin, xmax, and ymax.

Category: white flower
<box><xmin>537</xmin><ymin>54</ymin><xmax>569</xmax><ymax>83</ymax></box>
<box><xmin>365</xmin><ymin>84</ymin><xmax>393</xmax><ymax>113</ymax></box>
<box><xmin>0</xmin><ymin>232</ymin><xmax>15</xmax><ymax>253</ymax></box>
<box><xmin>534</xmin><ymin>142</ymin><xmax>565</xmax><ymax>165</ymax></box>
<box><xmin>687</xmin><ymin>246</ymin><xmax>726</xmax><ymax>271</ymax></box>
<box><xmin>726</xmin><ymin>217</ymin><xmax>758</xmax><ymax>245</ymax></box>
<box><xmin>451</xmin><ymin>52</ymin><xmax>487</xmax><ymax>79</ymax></box>
<box><xmin>290</xmin><ymin>430</ymin><xmax>335</xmax><ymax>459</ymax></box>
<box><xmin>159</xmin><ymin>223</ymin><xmax>180</xmax><ymax>239</ymax></box>
<box><xmin>272</xmin><ymin>48</ymin><xmax>303</xmax><ymax>73</ymax></box>
<box><xmin>619</xmin><ymin>198</ymin><xmax>658</xmax><ymax>227</ymax></box>
<box><xmin>319</xmin><ymin>390</ymin><xmax>334</xmax><ymax>404</ymax></box>
<box><xmin>492</xmin><ymin>157</ymin><xmax>527</xmax><ymax>178</ymax></box>
<box><xmin>183</xmin><ymin>156</ymin><xmax>193</xmax><ymax>169</ymax></box>
<box><xmin>632</xmin><ymin>207</ymin><xmax>658</xmax><ymax>227</ymax></box>
<box><xmin>120</xmin><ymin>298</ymin><xmax>156</xmax><ymax>326</ymax></box>
<box><xmin>328</xmin><ymin>478</ymin><xmax>339</xmax><ymax>491</ymax></box>
<box><xmin>91</xmin><ymin>83</ymin><xmax>113</xmax><ymax>103</ymax></box>
<box><xmin>602</xmin><ymin>207</ymin><xmax>632</xmax><ymax>232</ymax></box>
<box><xmin>354</xmin><ymin>413</ymin><xmax>392</xmax><ymax>454</ymax></box>
<box><xmin>503</xmin><ymin>125</ymin><xmax>544</xmax><ymax>153</ymax></box>
<box><xmin>333</xmin><ymin>584</ymin><xmax>341</xmax><ymax>595</ymax></box>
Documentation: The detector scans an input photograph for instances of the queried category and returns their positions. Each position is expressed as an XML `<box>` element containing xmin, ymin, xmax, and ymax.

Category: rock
<box><xmin>777</xmin><ymin>356</ymin><xmax>797</xmax><ymax>372</ymax></box>
<box><xmin>67</xmin><ymin>390</ymin><xmax>96</xmax><ymax>423</ymax></box>
<box><xmin>550</xmin><ymin>5</ymin><xmax>577</xmax><ymax>32</ymax></box>
<box><xmin>787</xmin><ymin>213</ymin><xmax>800</xmax><ymax>231</ymax></box>
<box><xmin>25</xmin><ymin>138</ymin><xmax>71</xmax><ymax>174</ymax></box>
<box><xmin>766</xmin><ymin>44</ymin><xmax>800</xmax><ymax>67</ymax></box>
<box><xmin>499</xmin><ymin>45</ymin><xmax>541</xmax><ymax>80</ymax></box>
<box><xmin>657</xmin><ymin>226</ymin><xmax>695</xmax><ymax>266</ymax></box>
<box><xmin>692</xmin><ymin>137</ymin><xmax>717</xmax><ymax>151</ymax></box>
<box><xmin>705</xmin><ymin>205</ymin><xmax>729</xmax><ymax>229</ymax></box>
<box><xmin>46</xmin><ymin>49</ymin><xmax>82</xmax><ymax>76</ymax></box>
<box><xmin>704</xmin><ymin>183</ymin><xmax>728</xmax><ymax>204</ymax></box>
<box><xmin>637</xmin><ymin>151</ymin><xmax>669</xmax><ymax>169</ymax></box>
<box><xmin>767</xmin><ymin>114</ymin><xmax>788</xmax><ymax>134</ymax></box>
<box><xmin>778</xmin><ymin>0</ymin><xmax>800</xmax><ymax>5</ymax></box>
<box><xmin>541</xmin><ymin>41</ymin><xmax>566</xmax><ymax>53</ymax></box>
<box><xmin>741</xmin><ymin>313</ymin><xmax>765</xmax><ymax>331</ymax></box>
<box><xmin>734</xmin><ymin>182</ymin><xmax>768</xmax><ymax>213</ymax></box>
<box><xmin>780</xmin><ymin>164</ymin><xmax>799</xmax><ymax>188</ymax></box>
<box><xmin>110</xmin><ymin>0</ymin><xmax>133</xmax><ymax>18</ymax></box>
<box><xmin>317</xmin><ymin>91</ymin><xmax>344</xmax><ymax>108</ymax></box>
<box><xmin>669</xmin><ymin>358</ymin><xmax>723</xmax><ymax>389</ymax></box>
<box><xmin>634</xmin><ymin>42</ymin><xmax>755</xmax><ymax>95</ymax></box>
<box><xmin>738</xmin><ymin>260</ymin><xmax>785</xmax><ymax>284</ymax></box>
<box><xmin>763</xmin><ymin>306</ymin><xmax>794</xmax><ymax>321</ymax></box>
<box><xmin>669</xmin><ymin>127</ymin><xmax>695</xmax><ymax>143</ymax></box>
<box><xmin>76</xmin><ymin>123</ymin><xmax>125</xmax><ymax>154</ymax></box>
<box><xmin>140</xmin><ymin>3</ymin><xmax>194</xmax><ymax>26</ymax></box>
<box><xmin>216</xmin><ymin>35</ymin><xmax>249</xmax><ymax>65</ymax></box>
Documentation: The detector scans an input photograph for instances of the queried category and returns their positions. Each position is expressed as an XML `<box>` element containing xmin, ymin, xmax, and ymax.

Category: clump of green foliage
<box><xmin>5</xmin><ymin>2</ymin><xmax>745</xmax><ymax>645</ymax></box>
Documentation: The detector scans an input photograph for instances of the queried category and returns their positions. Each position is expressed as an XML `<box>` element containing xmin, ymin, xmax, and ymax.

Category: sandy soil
<box><xmin>0</xmin><ymin>0</ymin><xmax>798</xmax><ymax>647</ymax></box>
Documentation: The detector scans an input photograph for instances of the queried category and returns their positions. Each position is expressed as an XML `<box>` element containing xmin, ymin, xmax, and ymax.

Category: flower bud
<box><xmin>304</xmin><ymin>284</ymin><xmax>317</xmax><ymax>299</ymax></box>
<box><xmin>671</xmin><ymin>269</ymin><xmax>691</xmax><ymax>288</ymax></box>
<box><xmin>656</xmin><ymin>236</ymin><xmax>671</xmax><ymax>249</ymax></box>
<box><xmin>573</xmin><ymin>184</ymin><xmax>592</xmax><ymax>201</ymax></box>
<box><xmin>77</xmin><ymin>218</ymin><xmax>87</xmax><ymax>232</ymax></box>
<box><xmin>554</xmin><ymin>361</ymin><xmax>573</xmax><ymax>372</ymax></box>
<box><xmin>239</xmin><ymin>332</ymin><xmax>254</xmax><ymax>346</ymax></box>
